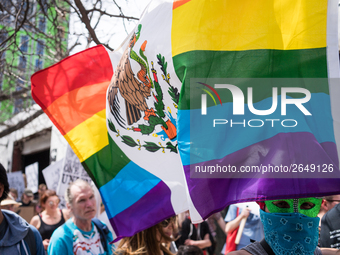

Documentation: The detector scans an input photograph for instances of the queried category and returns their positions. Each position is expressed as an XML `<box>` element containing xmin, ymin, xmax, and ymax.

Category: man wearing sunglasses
<box><xmin>320</xmin><ymin>195</ymin><xmax>340</xmax><ymax>248</ymax></box>
<box><xmin>322</xmin><ymin>196</ymin><xmax>340</xmax><ymax>211</ymax></box>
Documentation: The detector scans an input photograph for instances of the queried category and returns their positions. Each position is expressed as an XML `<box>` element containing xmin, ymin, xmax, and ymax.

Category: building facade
<box><xmin>0</xmin><ymin>0</ymin><xmax>69</xmax><ymax>185</ymax></box>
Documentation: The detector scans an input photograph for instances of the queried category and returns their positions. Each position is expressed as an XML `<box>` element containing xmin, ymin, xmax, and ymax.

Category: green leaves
<box><xmin>168</xmin><ymin>86</ymin><xmax>179</xmax><ymax>105</ymax></box>
<box><xmin>121</xmin><ymin>135</ymin><xmax>138</xmax><ymax>147</ymax></box>
<box><xmin>156</xmin><ymin>53</ymin><xmax>179</xmax><ymax>105</ymax></box>
<box><xmin>166</xmin><ymin>142</ymin><xmax>178</xmax><ymax>153</ymax></box>
<box><xmin>143</xmin><ymin>142</ymin><xmax>161</xmax><ymax>152</ymax></box>
<box><xmin>154</xmin><ymin>81</ymin><xmax>165</xmax><ymax>118</ymax></box>
<box><xmin>157</xmin><ymin>54</ymin><xmax>167</xmax><ymax>75</ymax></box>
<box><xmin>143</xmin><ymin>141</ymin><xmax>177</xmax><ymax>153</ymax></box>
<box><xmin>108</xmin><ymin>119</ymin><xmax>117</xmax><ymax>133</ymax></box>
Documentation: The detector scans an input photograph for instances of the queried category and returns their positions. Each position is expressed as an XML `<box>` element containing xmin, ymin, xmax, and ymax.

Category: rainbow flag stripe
<box><xmin>31</xmin><ymin>45</ymin><xmax>176</xmax><ymax>240</ymax></box>
<box><xmin>173</xmin><ymin>0</ymin><xmax>340</xmax><ymax>220</ymax></box>
<box><xmin>31</xmin><ymin>0</ymin><xmax>340</xmax><ymax>236</ymax></box>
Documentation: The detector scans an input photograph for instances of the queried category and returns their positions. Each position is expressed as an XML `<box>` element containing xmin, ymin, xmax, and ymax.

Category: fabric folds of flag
<box><xmin>173</xmin><ymin>0</ymin><xmax>340</xmax><ymax>222</ymax></box>
<box><xmin>31</xmin><ymin>42</ymin><xmax>192</xmax><ymax>240</ymax></box>
<box><xmin>31</xmin><ymin>0</ymin><xmax>340</xmax><ymax>238</ymax></box>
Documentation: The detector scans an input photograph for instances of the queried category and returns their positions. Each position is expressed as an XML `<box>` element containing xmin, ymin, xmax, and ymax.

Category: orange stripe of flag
<box><xmin>44</xmin><ymin>81</ymin><xmax>109</xmax><ymax>135</ymax></box>
<box><xmin>63</xmin><ymin>109</ymin><xmax>107</xmax><ymax>162</ymax></box>
<box><xmin>173</xmin><ymin>0</ymin><xmax>191</xmax><ymax>9</ymax></box>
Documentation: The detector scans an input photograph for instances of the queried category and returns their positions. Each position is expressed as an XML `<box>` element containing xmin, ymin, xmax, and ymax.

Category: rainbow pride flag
<box><xmin>173</xmin><ymin>0</ymin><xmax>340</xmax><ymax>220</ymax></box>
<box><xmin>32</xmin><ymin>0</ymin><xmax>340</xmax><ymax>238</ymax></box>
<box><xmin>31</xmin><ymin>43</ymin><xmax>195</xmax><ymax>240</ymax></box>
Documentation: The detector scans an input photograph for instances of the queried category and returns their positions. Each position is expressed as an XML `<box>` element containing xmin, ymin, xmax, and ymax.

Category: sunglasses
<box><xmin>48</xmin><ymin>199</ymin><xmax>60</xmax><ymax>206</ymax></box>
<box><xmin>326</xmin><ymin>200</ymin><xmax>340</xmax><ymax>203</ymax></box>
<box><xmin>161</xmin><ymin>217</ymin><xmax>175</xmax><ymax>228</ymax></box>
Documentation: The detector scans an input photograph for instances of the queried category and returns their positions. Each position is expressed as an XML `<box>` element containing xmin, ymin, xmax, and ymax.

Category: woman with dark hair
<box><xmin>115</xmin><ymin>216</ymin><xmax>177</xmax><ymax>255</ymax></box>
<box><xmin>30</xmin><ymin>189</ymin><xmax>70</xmax><ymax>251</ymax></box>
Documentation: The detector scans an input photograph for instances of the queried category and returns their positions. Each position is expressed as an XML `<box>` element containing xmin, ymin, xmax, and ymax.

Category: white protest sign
<box><xmin>42</xmin><ymin>159</ymin><xmax>64</xmax><ymax>191</ymax></box>
<box><xmin>7</xmin><ymin>171</ymin><xmax>25</xmax><ymax>201</ymax></box>
<box><xmin>56</xmin><ymin>145</ymin><xmax>92</xmax><ymax>197</ymax></box>
<box><xmin>25</xmin><ymin>162</ymin><xmax>39</xmax><ymax>194</ymax></box>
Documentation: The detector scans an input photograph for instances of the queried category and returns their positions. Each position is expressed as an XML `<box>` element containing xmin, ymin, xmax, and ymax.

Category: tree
<box><xmin>0</xmin><ymin>0</ymin><xmax>142</xmax><ymax>139</ymax></box>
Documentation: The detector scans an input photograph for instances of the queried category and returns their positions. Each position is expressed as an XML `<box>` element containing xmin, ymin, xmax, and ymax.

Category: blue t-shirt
<box><xmin>48</xmin><ymin>218</ymin><xmax>114</xmax><ymax>255</ymax></box>
<box><xmin>225</xmin><ymin>204</ymin><xmax>264</xmax><ymax>251</ymax></box>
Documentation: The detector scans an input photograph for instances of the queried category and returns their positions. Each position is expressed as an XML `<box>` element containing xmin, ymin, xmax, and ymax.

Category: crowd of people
<box><xmin>1</xmin><ymin>162</ymin><xmax>340</xmax><ymax>255</ymax></box>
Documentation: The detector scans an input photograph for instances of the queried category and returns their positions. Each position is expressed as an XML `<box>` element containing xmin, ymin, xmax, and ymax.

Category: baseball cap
<box><xmin>24</xmin><ymin>189</ymin><xmax>34</xmax><ymax>197</ymax></box>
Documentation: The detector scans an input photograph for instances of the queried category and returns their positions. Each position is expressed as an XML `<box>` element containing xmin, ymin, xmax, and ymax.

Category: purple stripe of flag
<box><xmin>109</xmin><ymin>181</ymin><xmax>175</xmax><ymax>241</ymax></box>
<box><xmin>184</xmin><ymin>132</ymin><xmax>340</xmax><ymax>218</ymax></box>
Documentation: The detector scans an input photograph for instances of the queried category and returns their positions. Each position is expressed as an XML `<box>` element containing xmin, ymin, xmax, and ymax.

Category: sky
<box><xmin>69</xmin><ymin>0</ymin><xmax>151</xmax><ymax>55</ymax></box>
<box><xmin>68</xmin><ymin>1</ymin><xmax>340</xmax><ymax>54</ymax></box>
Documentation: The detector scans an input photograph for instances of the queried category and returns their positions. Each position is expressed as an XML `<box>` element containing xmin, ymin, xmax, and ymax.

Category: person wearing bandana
<box><xmin>227</xmin><ymin>197</ymin><xmax>340</xmax><ymax>255</ymax></box>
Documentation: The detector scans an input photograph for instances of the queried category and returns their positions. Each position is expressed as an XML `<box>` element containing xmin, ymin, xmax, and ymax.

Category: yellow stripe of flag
<box><xmin>172</xmin><ymin>0</ymin><xmax>327</xmax><ymax>56</ymax></box>
<box><xmin>64</xmin><ymin>109</ymin><xmax>108</xmax><ymax>162</ymax></box>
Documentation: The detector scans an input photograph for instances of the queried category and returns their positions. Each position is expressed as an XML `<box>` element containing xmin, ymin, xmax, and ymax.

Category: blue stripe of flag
<box><xmin>99</xmin><ymin>161</ymin><xmax>161</xmax><ymax>219</ymax></box>
<box><xmin>178</xmin><ymin>93</ymin><xmax>335</xmax><ymax>165</ymax></box>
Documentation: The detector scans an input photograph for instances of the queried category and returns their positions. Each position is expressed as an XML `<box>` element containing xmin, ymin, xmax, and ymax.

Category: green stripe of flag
<box><xmin>83</xmin><ymin>134</ymin><xmax>130</xmax><ymax>188</ymax></box>
<box><xmin>174</xmin><ymin>48</ymin><xmax>328</xmax><ymax>110</ymax></box>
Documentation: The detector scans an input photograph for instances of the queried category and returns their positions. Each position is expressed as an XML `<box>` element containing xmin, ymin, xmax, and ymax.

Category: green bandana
<box><xmin>265</xmin><ymin>197</ymin><xmax>322</xmax><ymax>218</ymax></box>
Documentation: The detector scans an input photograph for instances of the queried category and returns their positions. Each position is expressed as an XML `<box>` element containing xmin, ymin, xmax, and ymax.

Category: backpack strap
<box><xmin>259</xmin><ymin>238</ymin><xmax>275</xmax><ymax>255</ymax></box>
<box><xmin>92</xmin><ymin>218</ymin><xmax>109</xmax><ymax>252</ymax></box>
<box><xmin>23</xmin><ymin>226</ymin><xmax>36</xmax><ymax>255</ymax></box>
<box><xmin>197</xmin><ymin>223</ymin><xmax>201</xmax><ymax>240</ymax></box>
